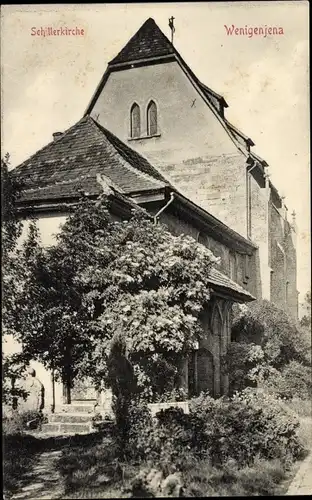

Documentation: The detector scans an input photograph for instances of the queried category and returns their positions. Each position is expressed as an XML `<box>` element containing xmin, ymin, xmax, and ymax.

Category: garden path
<box><xmin>286</xmin><ymin>452</ymin><xmax>312</xmax><ymax>496</ymax></box>
<box><xmin>10</xmin><ymin>449</ymin><xmax>64</xmax><ymax>500</ymax></box>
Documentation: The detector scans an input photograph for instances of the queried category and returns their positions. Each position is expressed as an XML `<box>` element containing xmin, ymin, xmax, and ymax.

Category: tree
<box><xmin>227</xmin><ymin>300</ymin><xmax>311</xmax><ymax>396</ymax></box>
<box><xmin>107</xmin><ymin>331</ymin><xmax>138</xmax><ymax>455</ymax></box>
<box><xmin>2</xmin><ymin>155</ymin><xmax>29</xmax><ymax>405</ymax></box>
<box><xmin>4</xmin><ymin>194</ymin><xmax>219</xmax><ymax>401</ymax></box>
<box><xmin>231</xmin><ymin>300</ymin><xmax>310</xmax><ymax>368</ymax></box>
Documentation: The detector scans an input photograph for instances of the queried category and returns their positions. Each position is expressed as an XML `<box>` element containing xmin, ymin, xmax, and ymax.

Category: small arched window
<box><xmin>130</xmin><ymin>103</ymin><xmax>141</xmax><ymax>138</ymax></box>
<box><xmin>147</xmin><ymin>100</ymin><xmax>157</xmax><ymax>136</ymax></box>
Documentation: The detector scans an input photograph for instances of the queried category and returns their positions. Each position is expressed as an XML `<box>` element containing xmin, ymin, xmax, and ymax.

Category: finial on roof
<box><xmin>169</xmin><ymin>16</ymin><xmax>175</xmax><ymax>44</ymax></box>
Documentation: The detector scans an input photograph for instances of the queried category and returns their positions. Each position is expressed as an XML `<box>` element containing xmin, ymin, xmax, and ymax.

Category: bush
<box><xmin>231</xmin><ymin>390</ymin><xmax>304</xmax><ymax>462</ymax></box>
<box><xmin>146</xmin><ymin>390</ymin><xmax>304</xmax><ymax>468</ymax></box>
<box><xmin>125</xmin><ymin>389</ymin><xmax>305</xmax><ymax>483</ymax></box>
<box><xmin>3</xmin><ymin>412</ymin><xmax>24</xmax><ymax>436</ymax></box>
<box><xmin>231</xmin><ymin>300</ymin><xmax>310</xmax><ymax>368</ymax></box>
<box><xmin>126</xmin><ymin>402</ymin><xmax>194</xmax><ymax>473</ymax></box>
<box><xmin>261</xmin><ymin>361</ymin><xmax>312</xmax><ymax>400</ymax></box>
<box><xmin>226</xmin><ymin>341</ymin><xmax>262</xmax><ymax>394</ymax></box>
<box><xmin>3</xmin><ymin>409</ymin><xmax>44</xmax><ymax>435</ymax></box>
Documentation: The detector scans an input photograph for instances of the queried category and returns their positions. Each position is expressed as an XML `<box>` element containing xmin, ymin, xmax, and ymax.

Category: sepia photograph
<box><xmin>1</xmin><ymin>1</ymin><xmax>311</xmax><ymax>498</ymax></box>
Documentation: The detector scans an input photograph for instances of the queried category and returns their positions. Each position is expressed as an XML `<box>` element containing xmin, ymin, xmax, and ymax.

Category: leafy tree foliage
<box><xmin>227</xmin><ymin>300</ymin><xmax>311</xmax><ymax>396</ymax></box>
<box><xmin>231</xmin><ymin>300</ymin><xmax>309</xmax><ymax>367</ymax></box>
<box><xmin>4</xmin><ymin>195</ymin><xmax>219</xmax><ymax>401</ymax></box>
<box><xmin>299</xmin><ymin>290</ymin><xmax>311</xmax><ymax>328</ymax></box>
<box><xmin>2</xmin><ymin>155</ymin><xmax>29</xmax><ymax>405</ymax></box>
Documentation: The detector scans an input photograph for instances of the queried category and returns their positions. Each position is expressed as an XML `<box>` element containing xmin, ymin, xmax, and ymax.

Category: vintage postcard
<box><xmin>1</xmin><ymin>2</ymin><xmax>311</xmax><ymax>498</ymax></box>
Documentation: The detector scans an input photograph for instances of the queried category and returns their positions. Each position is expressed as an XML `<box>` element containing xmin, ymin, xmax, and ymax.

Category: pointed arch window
<box><xmin>147</xmin><ymin>100</ymin><xmax>158</xmax><ymax>136</ymax></box>
<box><xmin>130</xmin><ymin>103</ymin><xmax>141</xmax><ymax>138</ymax></box>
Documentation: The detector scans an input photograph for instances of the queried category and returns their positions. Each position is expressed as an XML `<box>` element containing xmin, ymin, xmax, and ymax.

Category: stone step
<box><xmin>41</xmin><ymin>423</ymin><xmax>62</xmax><ymax>433</ymax></box>
<box><xmin>55</xmin><ymin>403</ymin><xmax>96</xmax><ymax>414</ymax></box>
<box><xmin>41</xmin><ymin>422</ymin><xmax>92</xmax><ymax>434</ymax></box>
<box><xmin>49</xmin><ymin>413</ymin><xmax>94</xmax><ymax>423</ymax></box>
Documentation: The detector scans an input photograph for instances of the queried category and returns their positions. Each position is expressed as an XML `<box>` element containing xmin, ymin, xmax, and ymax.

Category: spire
<box><xmin>109</xmin><ymin>18</ymin><xmax>174</xmax><ymax>66</ymax></box>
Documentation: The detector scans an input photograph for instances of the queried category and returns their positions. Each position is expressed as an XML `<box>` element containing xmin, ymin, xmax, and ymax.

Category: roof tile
<box><xmin>209</xmin><ymin>267</ymin><xmax>255</xmax><ymax>301</ymax></box>
<box><xmin>12</xmin><ymin>116</ymin><xmax>170</xmax><ymax>203</ymax></box>
<box><xmin>109</xmin><ymin>18</ymin><xmax>174</xmax><ymax>65</ymax></box>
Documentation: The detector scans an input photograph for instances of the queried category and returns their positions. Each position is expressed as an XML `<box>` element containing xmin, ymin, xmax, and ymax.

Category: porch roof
<box><xmin>209</xmin><ymin>267</ymin><xmax>255</xmax><ymax>303</ymax></box>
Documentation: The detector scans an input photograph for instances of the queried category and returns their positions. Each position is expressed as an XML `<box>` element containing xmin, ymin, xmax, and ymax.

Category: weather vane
<box><xmin>169</xmin><ymin>16</ymin><xmax>175</xmax><ymax>44</ymax></box>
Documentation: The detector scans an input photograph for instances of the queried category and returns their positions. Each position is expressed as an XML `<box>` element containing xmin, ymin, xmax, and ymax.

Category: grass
<box><xmin>3</xmin><ymin>432</ymin><xmax>41</xmax><ymax>498</ymax></box>
<box><xmin>55</xmin><ymin>435</ymin><xmax>301</xmax><ymax>498</ymax></box>
<box><xmin>57</xmin><ymin>435</ymin><xmax>136</xmax><ymax>498</ymax></box>
<box><xmin>57</xmin><ymin>442</ymin><xmax>293</xmax><ymax>498</ymax></box>
<box><xmin>182</xmin><ymin>456</ymin><xmax>289</xmax><ymax>497</ymax></box>
<box><xmin>275</xmin><ymin>398</ymin><xmax>312</xmax><ymax>495</ymax></box>
<box><xmin>4</xmin><ymin>397</ymin><xmax>312</xmax><ymax>498</ymax></box>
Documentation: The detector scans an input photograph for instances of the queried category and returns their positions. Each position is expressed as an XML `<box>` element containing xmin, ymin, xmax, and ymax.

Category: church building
<box><xmin>7</xmin><ymin>17</ymin><xmax>298</xmax><ymax>430</ymax></box>
<box><xmin>85</xmin><ymin>18</ymin><xmax>298</xmax><ymax>318</ymax></box>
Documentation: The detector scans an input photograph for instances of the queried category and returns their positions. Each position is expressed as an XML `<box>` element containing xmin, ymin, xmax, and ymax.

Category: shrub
<box><xmin>3</xmin><ymin>409</ymin><xmax>44</xmax><ymax>435</ymax></box>
<box><xmin>126</xmin><ymin>403</ymin><xmax>194</xmax><ymax>472</ymax></box>
<box><xmin>261</xmin><ymin>361</ymin><xmax>312</xmax><ymax>400</ymax></box>
<box><xmin>188</xmin><ymin>390</ymin><xmax>304</xmax><ymax>466</ymax></box>
<box><xmin>225</xmin><ymin>341</ymin><xmax>262</xmax><ymax>394</ymax></box>
<box><xmin>231</xmin><ymin>301</ymin><xmax>310</xmax><ymax>366</ymax></box>
<box><xmin>3</xmin><ymin>412</ymin><xmax>24</xmax><ymax>436</ymax></box>
<box><xmin>126</xmin><ymin>389</ymin><xmax>305</xmax><ymax>474</ymax></box>
<box><xmin>126</xmin><ymin>401</ymin><xmax>155</xmax><ymax>461</ymax></box>
<box><xmin>129</xmin><ymin>467</ymin><xmax>183</xmax><ymax>498</ymax></box>
<box><xmin>230</xmin><ymin>389</ymin><xmax>304</xmax><ymax>463</ymax></box>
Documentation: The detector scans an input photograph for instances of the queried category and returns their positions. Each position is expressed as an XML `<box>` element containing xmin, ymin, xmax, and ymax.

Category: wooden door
<box><xmin>70</xmin><ymin>376</ymin><xmax>98</xmax><ymax>402</ymax></box>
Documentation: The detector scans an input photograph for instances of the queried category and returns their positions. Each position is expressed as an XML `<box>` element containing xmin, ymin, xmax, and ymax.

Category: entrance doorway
<box><xmin>188</xmin><ymin>348</ymin><xmax>215</xmax><ymax>397</ymax></box>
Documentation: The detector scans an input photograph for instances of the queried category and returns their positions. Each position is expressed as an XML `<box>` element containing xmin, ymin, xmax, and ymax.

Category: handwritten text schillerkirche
<box><xmin>224</xmin><ymin>25</ymin><xmax>284</xmax><ymax>38</ymax></box>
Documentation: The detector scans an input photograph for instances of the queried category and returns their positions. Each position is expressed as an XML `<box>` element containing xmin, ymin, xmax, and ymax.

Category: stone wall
<box><xmin>90</xmin><ymin>58</ymin><xmax>297</xmax><ymax>314</ymax></box>
<box><xmin>90</xmin><ymin>60</ymin><xmax>250</xmax><ymax>240</ymax></box>
<box><xmin>284</xmin><ymin>221</ymin><xmax>298</xmax><ymax>318</ymax></box>
<box><xmin>159</xmin><ymin>209</ymin><xmax>256</xmax><ymax>295</ymax></box>
<box><xmin>269</xmin><ymin>200</ymin><xmax>298</xmax><ymax>317</ymax></box>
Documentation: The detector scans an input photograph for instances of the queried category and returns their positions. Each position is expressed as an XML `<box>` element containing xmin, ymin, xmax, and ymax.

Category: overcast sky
<box><xmin>1</xmin><ymin>2</ymin><xmax>310</xmax><ymax>299</ymax></box>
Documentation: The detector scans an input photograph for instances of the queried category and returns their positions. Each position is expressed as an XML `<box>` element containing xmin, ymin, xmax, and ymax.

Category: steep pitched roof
<box><xmin>209</xmin><ymin>267</ymin><xmax>255</xmax><ymax>302</ymax></box>
<box><xmin>86</xmin><ymin>18</ymin><xmax>228</xmax><ymax>117</ymax></box>
<box><xmin>109</xmin><ymin>18</ymin><xmax>174</xmax><ymax>65</ymax></box>
<box><xmin>86</xmin><ymin>18</ymin><xmax>261</xmax><ymax>153</ymax></box>
<box><xmin>108</xmin><ymin>18</ymin><xmax>227</xmax><ymax>109</ymax></box>
<box><xmin>12</xmin><ymin>116</ymin><xmax>170</xmax><ymax>203</ymax></box>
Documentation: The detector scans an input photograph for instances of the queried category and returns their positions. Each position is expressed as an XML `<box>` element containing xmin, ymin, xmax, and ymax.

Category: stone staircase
<box><xmin>41</xmin><ymin>402</ymin><xmax>98</xmax><ymax>435</ymax></box>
